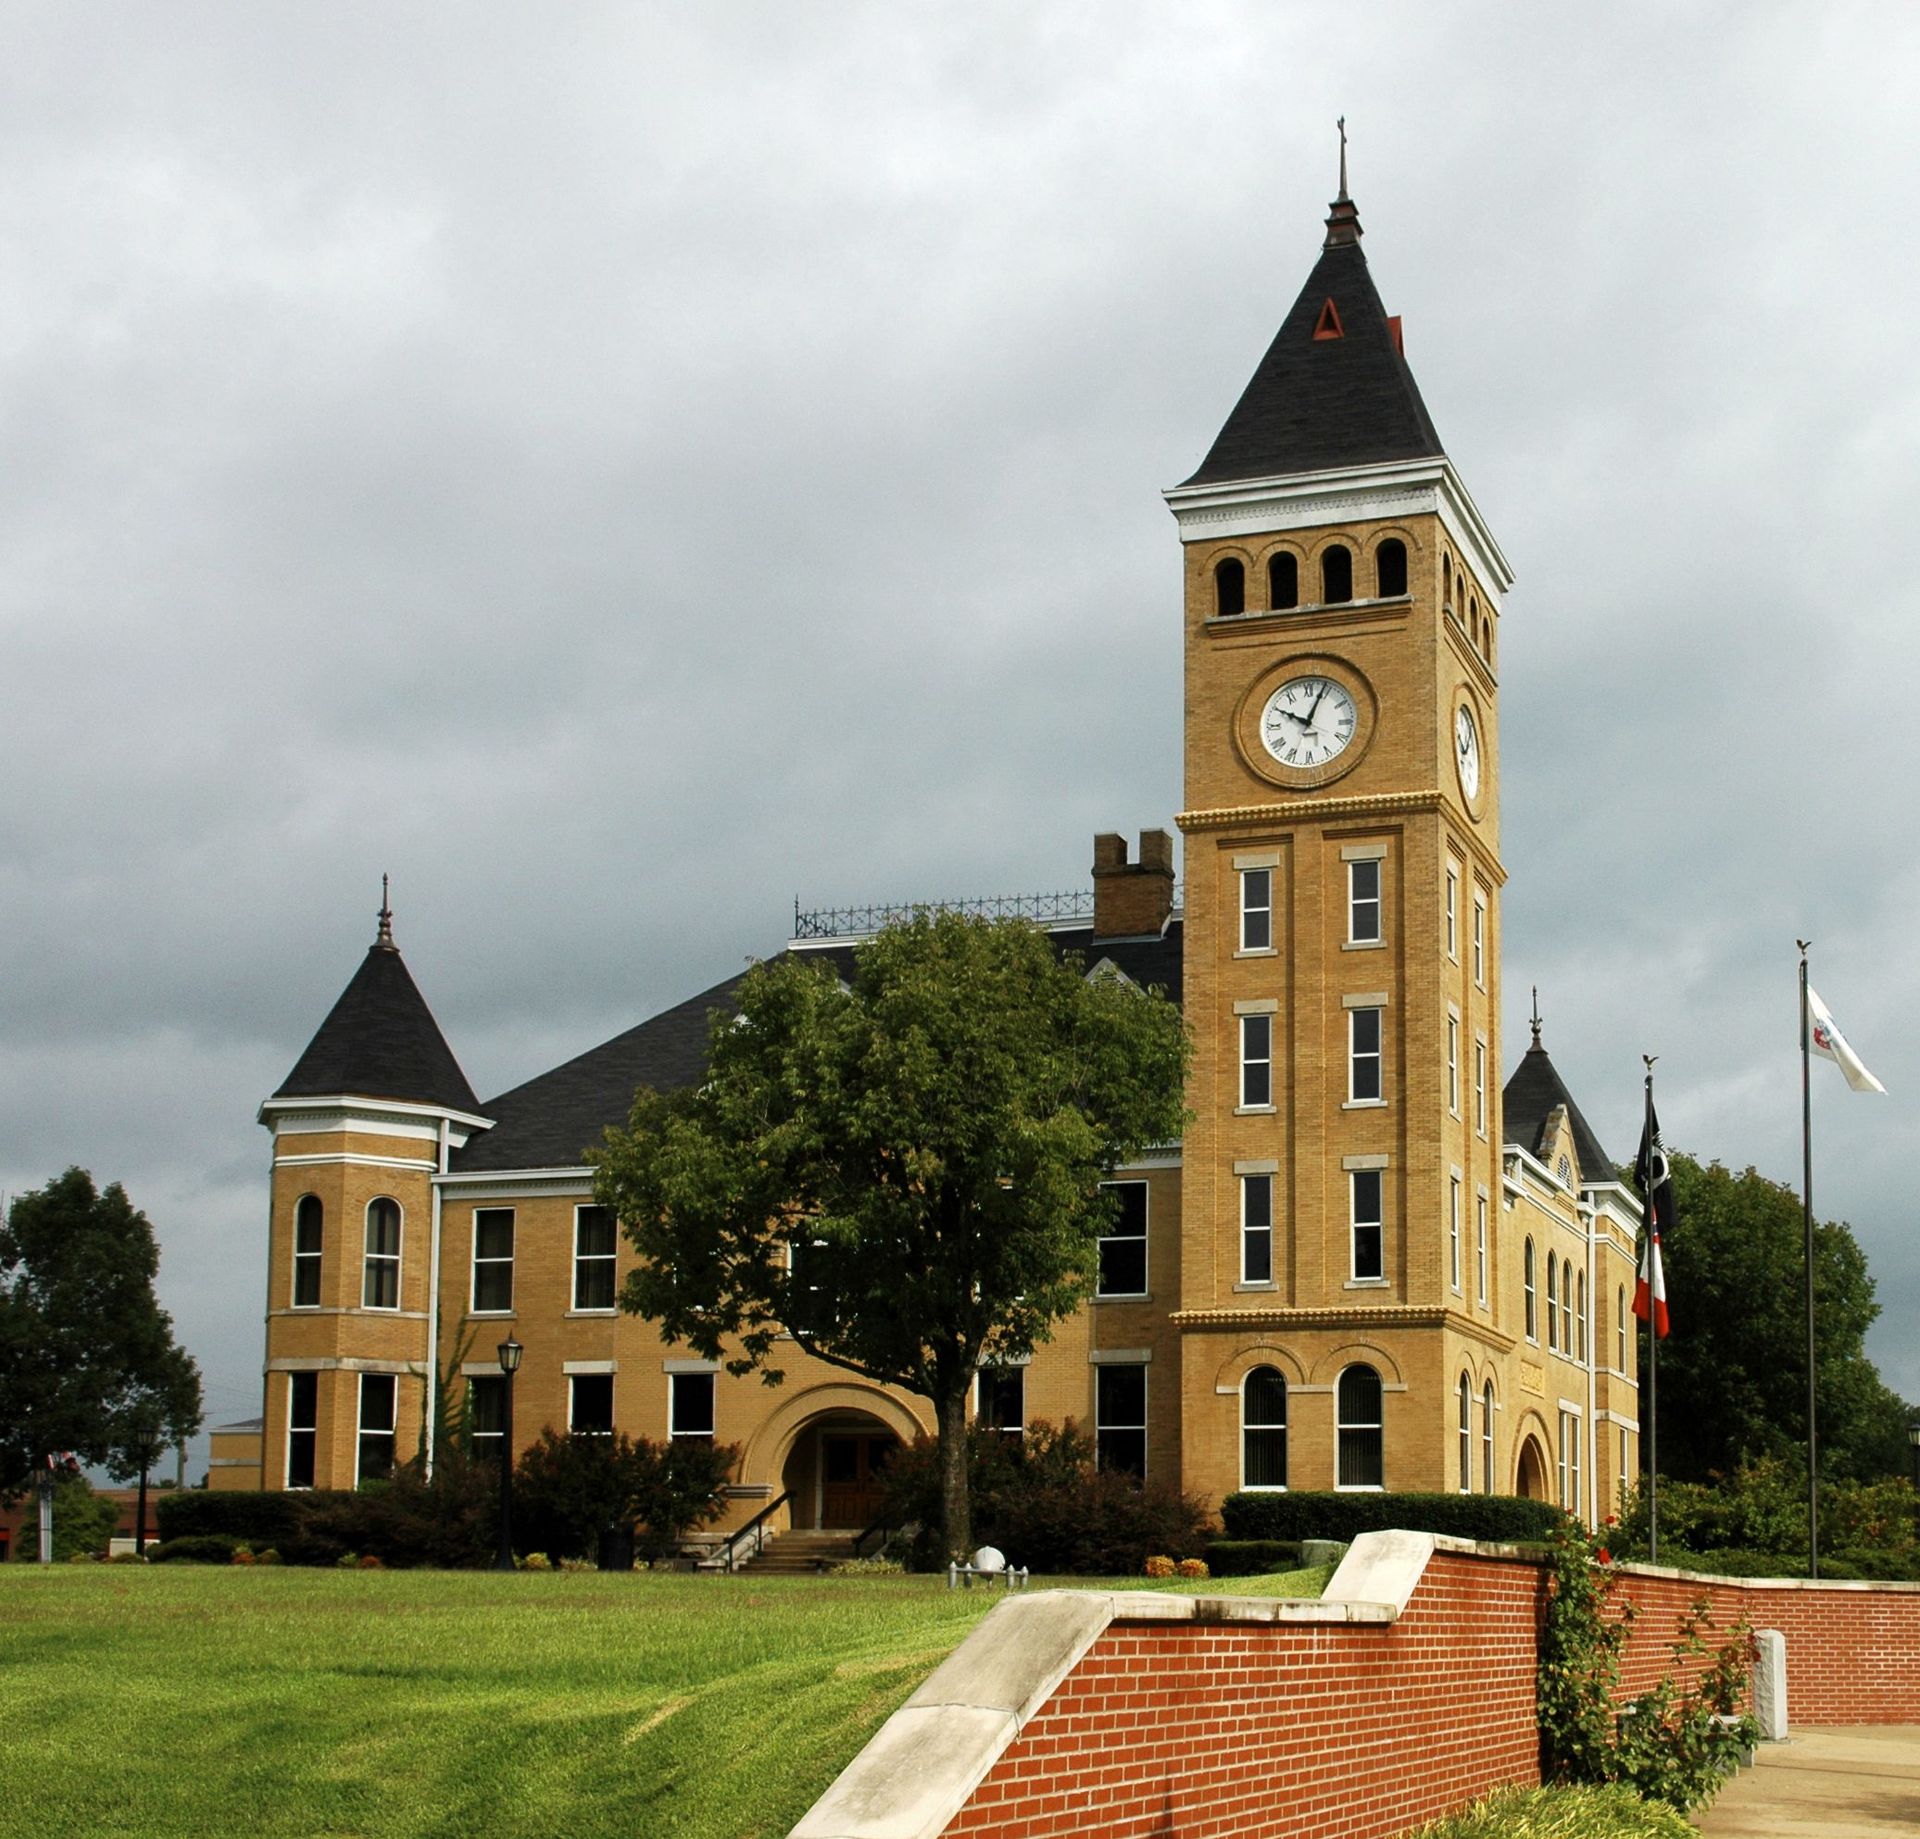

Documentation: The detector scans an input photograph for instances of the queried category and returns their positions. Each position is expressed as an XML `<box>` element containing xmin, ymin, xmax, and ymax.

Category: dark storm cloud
<box><xmin>3</xmin><ymin>4</ymin><xmax>1916</xmax><ymax>1458</ymax></box>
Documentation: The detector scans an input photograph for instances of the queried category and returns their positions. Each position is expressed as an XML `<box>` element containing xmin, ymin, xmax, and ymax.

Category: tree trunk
<box><xmin>136</xmin><ymin>1464</ymin><xmax>149</xmax><ymax>1556</ymax></box>
<box><xmin>938</xmin><ymin>1385</ymin><xmax>972</xmax><ymax>1563</ymax></box>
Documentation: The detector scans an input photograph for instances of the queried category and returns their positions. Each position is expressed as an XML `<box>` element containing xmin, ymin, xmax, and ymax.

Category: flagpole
<box><xmin>1643</xmin><ymin>1059</ymin><xmax>1658</xmax><ymax>1566</ymax></box>
<box><xmin>1799</xmin><ymin>940</ymin><xmax>1819</xmax><ymax>1580</ymax></box>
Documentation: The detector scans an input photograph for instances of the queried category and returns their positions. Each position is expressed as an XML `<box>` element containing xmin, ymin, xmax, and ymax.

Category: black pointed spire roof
<box><xmin>1181</xmin><ymin>183</ymin><xmax>1445</xmax><ymax>486</ymax></box>
<box><xmin>1502</xmin><ymin>1030</ymin><xmax>1615</xmax><ymax>1186</ymax></box>
<box><xmin>274</xmin><ymin>903</ymin><xmax>481</xmax><ymax>1114</ymax></box>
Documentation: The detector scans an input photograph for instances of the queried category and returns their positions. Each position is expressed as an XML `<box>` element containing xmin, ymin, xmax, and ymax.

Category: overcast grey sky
<box><xmin>2</xmin><ymin>3</ymin><xmax>1915</xmax><ymax>1463</ymax></box>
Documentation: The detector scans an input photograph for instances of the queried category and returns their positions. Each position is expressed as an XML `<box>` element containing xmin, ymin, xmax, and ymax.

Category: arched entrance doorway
<box><xmin>1516</xmin><ymin>1435</ymin><xmax>1550</xmax><ymax>1502</ymax></box>
<box><xmin>781</xmin><ymin>1412</ymin><xmax>903</xmax><ymax>1530</ymax></box>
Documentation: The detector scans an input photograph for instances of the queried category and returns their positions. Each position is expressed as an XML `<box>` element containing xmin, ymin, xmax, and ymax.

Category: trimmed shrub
<box><xmin>1175</xmin><ymin>1557</ymin><xmax>1208</xmax><ymax>1579</ymax></box>
<box><xmin>511</xmin><ymin>1430</ymin><xmax>737</xmax><ymax>1562</ymax></box>
<box><xmin>1143</xmin><ymin>1554</ymin><xmax>1174</xmax><ymax>1578</ymax></box>
<box><xmin>1219</xmin><ymin>1490</ymin><xmax>1565</xmax><ymax>1545</ymax></box>
<box><xmin>154</xmin><ymin>1491</ymin><xmax>303</xmax><ymax>1548</ymax></box>
<box><xmin>149</xmin><ymin>1534</ymin><xmax>242</xmax><ymax>1564</ymax></box>
<box><xmin>1204</xmin><ymin>1538</ymin><xmax>1303</xmax><ymax>1577</ymax></box>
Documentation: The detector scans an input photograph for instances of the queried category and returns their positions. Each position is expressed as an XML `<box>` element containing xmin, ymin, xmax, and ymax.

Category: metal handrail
<box><xmin>852</xmin><ymin>1512</ymin><xmax>900</xmax><ymax>1560</ymax></box>
<box><xmin>720</xmin><ymin>1491</ymin><xmax>793</xmax><ymax>1574</ymax></box>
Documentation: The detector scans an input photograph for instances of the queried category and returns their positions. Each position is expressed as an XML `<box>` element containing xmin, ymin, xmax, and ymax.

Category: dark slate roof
<box><xmin>274</xmin><ymin>942</ymin><xmax>481</xmax><ymax>1114</ymax></box>
<box><xmin>451</xmin><ymin>920</ymin><xmax>1185</xmax><ymax>1175</ymax></box>
<box><xmin>1502</xmin><ymin>1040</ymin><xmax>1615</xmax><ymax>1185</ymax></box>
<box><xmin>1181</xmin><ymin>201</ymin><xmax>1445</xmax><ymax>486</ymax></box>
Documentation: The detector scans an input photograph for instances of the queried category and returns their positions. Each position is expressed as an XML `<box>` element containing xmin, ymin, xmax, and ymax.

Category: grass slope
<box><xmin>0</xmin><ymin>1565</ymin><xmax>1326</xmax><ymax>1839</ymax></box>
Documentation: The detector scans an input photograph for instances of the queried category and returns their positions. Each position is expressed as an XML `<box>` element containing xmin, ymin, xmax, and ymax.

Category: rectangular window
<box><xmin>1241</xmin><ymin>1173</ymin><xmax>1273</xmax><ymax>1285</ymax></box>
<box><xmin>357</xmin><ymin>1373</ymin><xmax>396</xmax><ymax>1484</ymax></box>
<box><xmin>1095</xmin><ymin>1364</ymin><xmax>1147</xmax><ymax>1479</ymax></box>
<box><xmin>1447</xmin><ymin>1015</ymin><xmax>1460</xmax><ymax>1115</ymax></box>
<box><xmin>1097</xmin><ymin>1181</ymin><xmax>1149</xmax><ymax>1297</ymax></box>
<box><xmin>287</xmin><ymin>1371</ymin><xmax>317</xmax><ymax>1490</ymax></box>
<box><xmin>1240</xmin><ymin>1013</ymin><xmax>1272</xmax><ymax>1108</ymax></box>
<box><xmin>1445</xmin><ymin>863</ymin><xmax>1460</xmax><ymax>959</ymax></box>
<box><xmin>670</xmin><ymin>1372</ymin><xmax>715</xmax><ymax>1442</ymax></box>
<box><xmin>1350</xmin><ymin>1169</ymin><xmax>1384</xmax><ymax>1282</ymax></box>
<box><xmin>471</xmin><ymin>1208</ymin><xmax>515</xmax><ymax>1313</ymax></box>
<box><xmin>362</xmin><ymin>1200</ymin><xmax>401</xmax><ymax>1310</ymax></box>
<box><xmin>1348</xmin><ymin>1007</ymin><xmax>1382</xmax><ymax>1103</ymax></box>
<box><xmin>467</xmin><ymin>1374</ymin><xmax>504</xmax><ymax>1463</ymax></box>
<box><xmin>977</xmin><ymin>1366</ymin><xmax>1025</xmax><ymax>1437</ymax></box>
<box><xmin>1448</xmin><ymin>1176</ymin><xmax>1462</xmax><ymax>1292</ymax></box>
<box><xmin>1347</xmin><ymin>857</ymin><xmax>1381</xmax><ymax>944</ymax></box>
<box><xmin>573</xmin><ymin>1205</ymin><xmax>617</xmax><ymax>1311</ymax></box>
<box><xmin>1240</xmin><ymin>867</ymin><xmax>1272</xmax><ymax>952</ymax></box>
<box><xmin>292</xmin><ymin>1198</ymin><xmax>322</xmax><ymax>1309</ymax></box>
<box><xmin>570</xmin><ymin>1373</ymin><xmax>614</xmax><ymax>1436</ymax></box>
<box><xmin>1476</xmin><ymin>1194</ymin><xmax>1489</xmax><ymax>1305</ymax></box>
<box><xmin>1474</xmin><ymin>1040</ymin><xmax>1488</xmax><ymax>1136</ymax></box>
<box><xmin>1472</xmin><ymin>896</ymin><xmax>1487</xmax><ymax>988</ymax></box>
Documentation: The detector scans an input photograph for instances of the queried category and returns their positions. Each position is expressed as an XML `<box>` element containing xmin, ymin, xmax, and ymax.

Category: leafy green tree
<box><xmin>20</xmin><ymin>1472</ymin><xmax>119</xmax><ymax>1562</ymax></box>
<box><xmin>0</xmin><ymin>1169</ymin><xmax>204</xmax><ymax>1498</ymax></box>
<box><xmin>593</xmin><ymin>912</ymin><xmax>1189</xmax><ymax>1561</ymax></box>
<box><xmin>1639</xmin><ymin>1153</ymin><xmax>1910</xmax><ymax>1485</ymax></box>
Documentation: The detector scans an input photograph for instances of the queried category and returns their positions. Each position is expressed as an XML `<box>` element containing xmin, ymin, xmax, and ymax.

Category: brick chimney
<box><xmin>1091</xmin><ymin>829</ymin><xmax>1175</xmax><ymax>939</ymax></box>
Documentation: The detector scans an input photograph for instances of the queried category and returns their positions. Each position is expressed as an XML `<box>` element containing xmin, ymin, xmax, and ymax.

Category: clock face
<box><xmin>1260</xmin><ymin>675</ymin><xmax>1358</xmax><ymax>770</ymax></box>
<box><xmin>1454</xmin><ymin>702</ymin><xmax>1482</xmax><ymax>801</ymax></box>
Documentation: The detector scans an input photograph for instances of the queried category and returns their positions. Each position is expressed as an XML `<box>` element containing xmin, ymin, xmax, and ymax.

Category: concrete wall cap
<box><xmin>1613</xmin><ymin>1560</ymin><xmax>1920</xmax><ymax>1594</ymax></box>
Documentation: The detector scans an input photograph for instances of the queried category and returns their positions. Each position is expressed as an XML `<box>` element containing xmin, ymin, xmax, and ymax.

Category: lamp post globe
<box><xmin>494</xmin><ymin>1338</ymin><xmax>524</xmax><ymax>1571</ymax></box>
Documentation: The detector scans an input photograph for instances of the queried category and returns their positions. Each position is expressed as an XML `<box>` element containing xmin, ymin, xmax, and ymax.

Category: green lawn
<box><xmin>0</xmin><ymin>1564</ymin><xmax>1328</xmax><ymax>1839</ymax></box>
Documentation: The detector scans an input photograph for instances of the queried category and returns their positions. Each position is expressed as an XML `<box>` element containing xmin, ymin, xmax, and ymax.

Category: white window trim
<box><xmin>1347</xmin><ymin>1004</ymin><xmax>1384</xmax><ymax>1105</ymax></box>
<box><xmin>1240</xmin><ymin>1170</ymin><xmax>1275</xmax><ymax>1288</ymax></box>
<box><xmin>470</xmin><ymin>1207</ymin><xmax>515</xmax><ymax>1316</ymax></box>
<box><xmin>1094</xmin><ymin>1362</ymin><xmax>1148</xmax><ymax>1480</ymax></box>
<box><xmin>1447</xmin><ymin>1012</ymin><xmax>1460</xmax><ymax>1116</ymax></box>
<box><xmin>669</xmin><ymin>1370</ymin><xmax>717</xmax><ymax>1440</ymax></box>
<box><xmin>1095</xmin><ymin>1179</ymin><xmax>1150</xmax><ymax>1300</ymax></box>
<box><xmin>1240</xmin><ymin>1366</ymin><xmax>1288</xmax><ymax>1493</ymax></box>
<box><xmin>568</xmin><ymin>1371</ymin><xmax>616</xmax><ymax>1436</ymax></box>
<box><xmin>1472</xmin><ymin>895</ymin><xmax>1487</xmax><ymax>989</ymax></box>
<box><xmin>285</xmin><ymin>1370</ymin><xmax>317</xmax><ymax>1492</ymax></box>
<box><xmin>1239</xmin><ymin>864</ymin><xmax>1274</xmax><ymax>955</ymax></box>
<box><xmin>1449</xmin><ymin>1173</ymin><xmax>1463</xmax><ymax>1292</ymax></box>
<box><xmin>1334</xmin><ymin>1366</ymin><xmax>1385</xmax><ymax>1493</ymax></box>
<box><xmin>1475</xmin><ymin>1191</ymin><xmax>1490</xmax><ymax>1306</ymax></box>
<box><xmin>1445</xmin><ymin>862</ymin><xmax>1460</xmax><ymax>961</ymax></box>
<box><xmin>1239</xmin><ymin>1012</ymin><xmax>1274</xmax><ymax>1111</ymax></box>
<box><xmin>572</xmin><ymin>1203</ymin><xmax>618</xmax><ymax>1314</ymax></box>
<box><xmin>1346</xmin><ymin>855</ymin><xmax>1382</xmax><ymax>947</ymax></box>
<box><xmin>292</xmin><ymin>1195</ymin><xmax>323</xmax><ymax>1311</ymax></box>
<box><xmin>1474</xmin><ymin>1036</ymin><xmax>1488</xmax><ymax>1138</ymax></box>
<box><xmin>1349</xmin><ymin>1166</ymin><xmax>1385</xmax><ymax>1283</ymax></box>
<box><xmin>362</xmin><ymin>1198</ymin><xmax>403</xmax><ymax>1313</ymax></box>
<box><xmin>355</xmin><ymin>1372</ymin><xmax>397</xmax><ymax>1487</ymax></box>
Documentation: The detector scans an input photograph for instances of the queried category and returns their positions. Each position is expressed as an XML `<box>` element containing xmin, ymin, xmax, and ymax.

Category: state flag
<box><xmin>1806</xmin><ymin>985</ymin><xmax>1887</xmax><ymax>1094</ymax></box>
<box><xmin>1632</xmin><ymin>1100</ymin><xmax>1673</xmax><ymax>1338</ymax></box>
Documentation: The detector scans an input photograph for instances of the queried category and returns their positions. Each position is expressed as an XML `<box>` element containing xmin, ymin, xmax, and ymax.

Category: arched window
<box><xmin>1322</xmin><ymin>545</ymin><xmax>1353</xmax><ymax>604</ymax></box>
<box><xmin>1375</xmin><ymin>539</ymin><xmax>1407</xmax><ymax>598</ymax></box>
<box><xmin>1442</xmin><ymin>553</ymin><xmax>1453</xmax><ymax>610</ymax></box>
<box><xmin>1523</xmin><ymin>1238</ymin><xmax>1537</xmax><ymax>1342</ymax></box>
<box><xmin>1268</xmin><ymin>551</ymin><xmax>1299</xmax><ymax>610</ymax></box>
<box><xmin>1576</xmin><ymin>1272</ymin><xmax>1588</xmax><ymax>1363</ymax></box>
<box><xmin>1457</xmin><ymin>1373</ymin><xmax>1472</xmax><ymax>1493</ymax></box>
<box><xmin>1215</xmin><ymin>558</ymin><xmax>1245</xmax><ymax>618</ymax></box>
<box><xmin>1336</xmin><ymin>1363</ymin><xmax>1383</xmax><ymax>1489</ymax></box>
<box><xmin>363</xmin><ymin>1198</ymin><xmax>401</xmax><ymax>1310</ymax></box>
<box><xmin>1546</xmin><ymin>1254</ymin><xmax>1559</xmax><ymax>1352</ymax></box>
<box><xmin>1242</xmin><ymin>1366</ymin><xmax>1288</xmax><ymax>1489</ymax></box>
<box><xmin>293</xmin><ymin>1195</ymin><xmax>323</xmax><ymax>1308</ymax></box>
<box><xmin>1481</xmin><ymin>1381</ymin><xmax>1495</xmax><ymax>1494</ymax></box>
<box><xmin>1617</xmin><ymin>1285</ymin><xmax>1627</xmax><ymax>1370</ymax></box>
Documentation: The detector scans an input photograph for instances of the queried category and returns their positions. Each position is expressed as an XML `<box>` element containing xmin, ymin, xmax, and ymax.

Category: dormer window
<box><xmin>1215</xmin><ymin>558</ymin><xmax>1245</xmax><ymax>618</ymax></box>
<box><xmin>1268</xmin><ymin>552</ymin><xmax>1298</xmax><ymax>611</ymax></box>
<box><xmin>1322</xmin><ymin>546</ymin><xmax>1353</xmax><ymax>604</ymax></box>
<box><xmin>1375</xmin><ymin>539</ymin><xmax>1407</xmax><ymax>598</ymax></box>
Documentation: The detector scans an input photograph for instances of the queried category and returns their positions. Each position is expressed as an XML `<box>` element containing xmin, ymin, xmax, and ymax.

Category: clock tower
<box><xmin>1165</xmin><ymin>172</ymin><xmax>1516</xmax><ymax>1498</ymax></box>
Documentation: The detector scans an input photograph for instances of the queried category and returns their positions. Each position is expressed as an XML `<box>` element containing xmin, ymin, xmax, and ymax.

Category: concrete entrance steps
<box><xmin>736</xmin><ymin>1531</ymin><xmax>858</xmax><ymax>1576</ymax></box>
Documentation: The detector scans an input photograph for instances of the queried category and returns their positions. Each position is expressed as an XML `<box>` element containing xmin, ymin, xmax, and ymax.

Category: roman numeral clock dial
<box><xmin>1260</xmin><ymin>675</ymin><xmax>1357</xmax><ymax>769</ymax></box>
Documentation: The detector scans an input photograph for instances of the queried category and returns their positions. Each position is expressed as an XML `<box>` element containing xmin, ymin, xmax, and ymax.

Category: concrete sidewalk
<box><xmin>1695</xmin><ymin>1727</ymin><xmax>1920</xmax><ymax>1835</ymax></box>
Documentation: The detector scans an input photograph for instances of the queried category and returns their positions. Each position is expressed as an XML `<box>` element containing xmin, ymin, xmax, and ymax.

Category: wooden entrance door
<box><xmin>820</xmin><ymin>1433</ymin><xmax>895</xmax><ymax>1528</ymax></box>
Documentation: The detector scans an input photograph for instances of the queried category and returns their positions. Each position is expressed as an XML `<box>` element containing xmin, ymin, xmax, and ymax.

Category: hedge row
<box><xmin>1219</xmin><ymin>1491</ymin><xmax>1566</xmax><ymax>1545</ymax></box>
<box><xmin>155</xmin><ymin>1492</ymin><xmax>305</xmax><ymax>1546</ymax></box>
<box><xmin>1203</xmin><ymin>1539</ymin><xmax>1304</xmax><ymax>1577</ymax></box>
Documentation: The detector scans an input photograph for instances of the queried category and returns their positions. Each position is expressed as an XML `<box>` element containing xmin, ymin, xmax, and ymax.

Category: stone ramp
<box><xmin>1696</xmin><ymin>1727</ymin><xmax>1920</xmax><ymax>1837</ymax></box>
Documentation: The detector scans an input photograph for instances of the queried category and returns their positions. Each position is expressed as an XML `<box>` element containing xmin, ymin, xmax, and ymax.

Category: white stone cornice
<box><xmin>257</xmin><ymin>1094</ymin><xmax>494</xmax><ymax>1140</ymax></box>
<box><xmin>433</xmin><ymin>1167</ymin><xmax>596</xmax><ymax>1200</ymax></box>
<box><xmin>1163</xmin><ymin>456</ymin><xmax>1514</xmax><ymax>606</ymax></box>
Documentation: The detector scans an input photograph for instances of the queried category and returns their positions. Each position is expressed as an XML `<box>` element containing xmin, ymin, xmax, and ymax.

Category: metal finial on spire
<box><xmin>1323</xmin><ymin>120</ymin><xmax>1362</xmax><ymax>248</ymax></box>
<box><xmin>376</xmin><ymin>874</ymin><xmax>395</xmax><ymax>949</ymax></box>
<box><xmin>1337</xmin><ymin>116</ymin><xmax>1348</xmax><ymax>200</ymax></box>
<box><xmin>1529</xmin><ymin>985</ymin><xmax>1542</xmax><ymax>1047</ymax></box>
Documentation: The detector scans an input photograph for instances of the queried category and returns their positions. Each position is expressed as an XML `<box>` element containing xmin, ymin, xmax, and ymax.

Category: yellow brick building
<box><xmin>243</xmin><ymin>178</ymin><xmax>1639</xmax><ymax>1536</ymax></box>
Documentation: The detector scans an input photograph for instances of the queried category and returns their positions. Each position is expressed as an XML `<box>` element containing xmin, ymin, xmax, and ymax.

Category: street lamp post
<box><xmin>494</xmin><ymin>1338</ymin><xmax>523</xmax><ymax>1572</ymax></box>
<box><xmin>1907</xmin><ymin>1410</ymin><xmax>1920</xmax><ymax>1495</ymax></box>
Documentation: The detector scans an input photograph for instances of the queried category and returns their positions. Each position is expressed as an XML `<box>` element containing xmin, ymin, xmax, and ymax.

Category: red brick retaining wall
<box><xmin>934</xmin><ymin>1554</ymin><xmax>1920</xmax><ymax>1839</ymax></box>
<box><xmin>944</xmin><ymin>1552</ymin><xmax>1544</xmax><ymax>1839</ymax></box>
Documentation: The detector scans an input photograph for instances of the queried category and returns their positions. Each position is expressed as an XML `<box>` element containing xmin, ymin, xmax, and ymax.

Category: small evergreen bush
<box><xmin>148</xmin><ymin>1534</ymin><xmax>242</xmax><ymax>1564</ymax></box>
<box><xmin>1204</xmin><ymin>1538</ymin><xmax>1303</xmax><ymax>1576</ymax></box>
<box><xmin>1219</xmin><ymin>1490</ymin><xmax>1564</xmax><ymax>1545</ymax></box>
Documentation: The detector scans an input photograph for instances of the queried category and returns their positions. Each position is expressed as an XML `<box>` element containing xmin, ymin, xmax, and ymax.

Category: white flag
<box><xmin>1807</xmin><ymin>985</ymin><xmax>1887</xmax><ymax>1094</ymax></box>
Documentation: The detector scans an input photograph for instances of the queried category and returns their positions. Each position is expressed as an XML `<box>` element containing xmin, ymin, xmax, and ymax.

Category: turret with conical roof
<box><xmin>254</xmin><ymin>891</ymin><xmax>491</xmax><ymax>1496</ymax></box>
